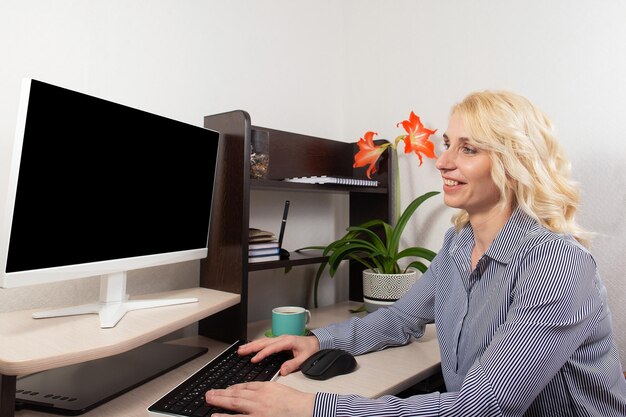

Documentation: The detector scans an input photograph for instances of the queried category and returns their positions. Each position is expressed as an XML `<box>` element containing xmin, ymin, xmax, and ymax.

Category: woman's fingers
<box><xmin>206</xmin><ymin>382</ymin><xmax>315</xmax><ymax>417</ymax></box>
<box><xmin>239</xmin><ymin>335</ymin><xmax>320</xmax><ymax>372</ymax></box>
<box><xmin>205</xmin><ymin>385</ymin><xmax>250</xmax><ymax>416</ymax></box>
<box><xmin>238</xmin><ymin>337</ymin><xmax>288</xmax><ymax>359</ymax></box>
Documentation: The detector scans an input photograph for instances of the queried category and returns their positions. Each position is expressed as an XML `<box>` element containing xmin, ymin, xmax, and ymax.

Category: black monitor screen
<box><xmin>6</xmin><ymin>80</ymin><xmax>219</xmax><ymax>274</ymax></box>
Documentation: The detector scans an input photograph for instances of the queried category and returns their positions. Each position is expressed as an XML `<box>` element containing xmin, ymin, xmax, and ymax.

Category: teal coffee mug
<box><xmin>271</xmin><ymin>306</ymin><xmax>311</xmax><ymax>336</ymax></box>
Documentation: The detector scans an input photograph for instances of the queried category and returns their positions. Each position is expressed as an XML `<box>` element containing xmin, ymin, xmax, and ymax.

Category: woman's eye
<box><xmin>462</xmin><ymin>145</ymin><xmax>477</xmax><ymax>154</ymax></box>
<box><xmin>441</xmin><ymin>142</ymin><xmax>450</xmax><ymax>151</ymax></box>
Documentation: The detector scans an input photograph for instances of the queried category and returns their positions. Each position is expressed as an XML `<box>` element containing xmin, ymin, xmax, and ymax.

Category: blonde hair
<box><xmin>450</xmin><ymin>90</ymin><xmax>590</xmax><ymax>247</ymax></box>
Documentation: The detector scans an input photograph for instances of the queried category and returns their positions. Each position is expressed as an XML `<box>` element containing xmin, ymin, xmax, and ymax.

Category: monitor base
<box><xmin>32</xmin><ymin>272</ymin><xmax>198</xmax><ymax>328</ymax></box>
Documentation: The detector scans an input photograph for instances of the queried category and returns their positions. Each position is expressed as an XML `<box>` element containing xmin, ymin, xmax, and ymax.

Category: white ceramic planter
<box><xmin>362</xmin><ymin>268</ymin><xmax>419</xmax><ymax>312</ymax></box>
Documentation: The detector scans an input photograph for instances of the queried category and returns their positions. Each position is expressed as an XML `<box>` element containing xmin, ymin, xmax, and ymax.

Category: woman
<box><xmin>205</xmin><ymin>91</ymin><xmax>626</xmax><ymax>416</ymax></box>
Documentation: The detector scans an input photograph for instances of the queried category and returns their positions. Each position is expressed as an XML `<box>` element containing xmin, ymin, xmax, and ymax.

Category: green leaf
<box><xmin>387</xmin><ymin>191</ymin><xmax>439</xmax><ymax>256</ymax></box>
<box><xmin>396</xmin><ymin>247</ymin><xmax>436</xmax><ymax>261</ymax></box>
<box><xmin>295</xmin><ymin>245</ymin><xmax>326</xmax><ymax>252</ymax></box>
<box><xmin>345</xmin><ymin>226</ymin><xmax>386</xmax><ymax>252</ymax></box>
<box><xmin>349</xmin><ymin>255</ymin><xmax>376</xmax><ymax>271</ymax></box>
<box><xmin>405</xmin><ymin>261</ymin><xmax>428</xmax><ymax>273</ymax></box>
<box><xmin>382</xmin><ymin>222</ymin><xmax>394</xmax><ymax>256</ymax></box>
<box><xmin>349</xmin><ymin>304</ymin><xmax>367</xmax><ymax>313</ymax></box>
<box><xmin>327</xmin><ymin>241</ymin><xmax>379</xmax><ymax>274</ymax></box>
<box><xmin>312</xmin><ymin>261</ymin><xmax>327</xmax><ymax>308</ymax></box>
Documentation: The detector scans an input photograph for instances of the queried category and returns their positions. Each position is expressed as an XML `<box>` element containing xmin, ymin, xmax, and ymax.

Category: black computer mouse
<box><xmin>300</xmin><ymin>349</ymin><xmax>357</xmax><ymax>380</ymax></box>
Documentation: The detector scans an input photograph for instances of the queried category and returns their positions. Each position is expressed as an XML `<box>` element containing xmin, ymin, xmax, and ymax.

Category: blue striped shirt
<box><xmin>311</xmin><ymin>208</ymin><xmax>626</xmax><ymax>416</ymax></box>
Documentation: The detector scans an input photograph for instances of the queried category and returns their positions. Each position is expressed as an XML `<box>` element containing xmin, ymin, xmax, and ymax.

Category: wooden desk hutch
<box><xmin>199</xmin><ymin>110</ymin><xmax>395</xmax><ymax>343</ymax></box>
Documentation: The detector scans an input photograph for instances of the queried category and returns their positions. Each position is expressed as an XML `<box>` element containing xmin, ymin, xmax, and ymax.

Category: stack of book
<box><xmin>248</xmin><ymin>228</ymin><xmax>280</xmax><ymax>263</ymax></box>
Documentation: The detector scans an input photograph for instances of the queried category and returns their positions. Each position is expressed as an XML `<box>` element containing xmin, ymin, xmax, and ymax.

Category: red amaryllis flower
<box><xmin>353</xmin><ymin>131</ymin><xmax>390</xmax><ymax>179</ymax></box>
<box><xmin>397</xmin><ymin>111</ymin><xmax>437</xmax><ymax>165</ymax></box>
<box><xmin>352</xmin><ymin>112</ymin><xmax>437</xmax><ymax>220</ymax></box>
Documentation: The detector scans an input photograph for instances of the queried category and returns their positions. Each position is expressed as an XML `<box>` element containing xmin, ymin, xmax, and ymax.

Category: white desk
<box><xmin>249</xmin><ymin>302</ymin><xmax>441</xmax><ymax>398</ymax></box>
<box><xmin>10</xmin><ymin>301</ymin><xmax>441</xmax><ymax>416</ymax></box>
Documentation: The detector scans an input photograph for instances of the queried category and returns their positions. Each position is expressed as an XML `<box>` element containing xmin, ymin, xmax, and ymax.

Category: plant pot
<box><xmin>362</xmin><ymin>268</ymin><xmax>419</xmax><ymax>312</ymax></box>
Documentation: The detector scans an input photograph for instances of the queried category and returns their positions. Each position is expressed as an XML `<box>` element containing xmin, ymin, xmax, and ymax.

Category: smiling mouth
<box><xmin>444</xmin><ymin>179</ymin><xmax>461</xmax><ymax>186</ymax></box>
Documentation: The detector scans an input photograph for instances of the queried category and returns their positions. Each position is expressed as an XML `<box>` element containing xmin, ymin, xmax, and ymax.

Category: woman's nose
<box><xmin>436</xmin><ymin>148</ymin><xmax>454</xmax><ymax>171</ymax></box>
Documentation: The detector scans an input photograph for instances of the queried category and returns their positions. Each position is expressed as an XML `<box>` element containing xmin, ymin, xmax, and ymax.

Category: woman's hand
<box><xmin>238</xmin><ymin>335</ymin><xmax>320</xmax><ymax>376</ymax></box>
<box><xmin>205</xmin><ymin>381</ymin><xmax>315</xmax><ymax>417</ymax></box>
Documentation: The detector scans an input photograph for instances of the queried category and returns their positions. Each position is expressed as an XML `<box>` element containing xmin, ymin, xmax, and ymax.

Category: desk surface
<box><xmin>0</xmin><ymin>288</ymin><xmax>240</xmax><ymax>376</ymax></box>
<box><xmin>15</xmin><ymin>301</ymin><xmax>441</xmax><ymax>417</ymax></box>
<box><xmin>249</xmin><ymin>302</ymin><xmax>441</xmax><ymax>398</ymax></box>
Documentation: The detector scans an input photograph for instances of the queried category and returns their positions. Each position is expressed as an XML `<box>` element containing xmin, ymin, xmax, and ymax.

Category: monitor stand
<box><xmin>32</xmin><ymin>272</ymin><xmax>198</xmax><ymax>328</ymax></box>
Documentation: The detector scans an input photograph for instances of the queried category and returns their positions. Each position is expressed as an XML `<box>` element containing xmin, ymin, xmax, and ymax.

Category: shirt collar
<box><xmin>450</xmin><ymin>207</ymin><xmax>541</xmax><ymax>265</ymax></box>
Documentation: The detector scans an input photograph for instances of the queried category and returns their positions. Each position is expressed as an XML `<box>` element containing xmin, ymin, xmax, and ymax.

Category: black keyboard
<box><xmin>148</xmin><ymin>340</ymin><xmax>291</xmax><ymax>416</ymax></box>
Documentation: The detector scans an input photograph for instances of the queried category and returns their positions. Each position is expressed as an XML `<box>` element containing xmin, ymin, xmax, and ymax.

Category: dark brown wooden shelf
<box><xmin>248</xmin><ymin>251</ymin><xmax>327</xmax><ymax>271</ymax></box>
<box><xmin>198</xmin><ymin>110</ymin><xmax>394</xmax><ymax>343</ymax></box>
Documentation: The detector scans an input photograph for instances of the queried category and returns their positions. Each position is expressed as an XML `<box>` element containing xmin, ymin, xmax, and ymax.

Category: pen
<box><xmin>278</xmin><ymin>200</ymin><xmax>290</xmax><ymax>248</ymax></box>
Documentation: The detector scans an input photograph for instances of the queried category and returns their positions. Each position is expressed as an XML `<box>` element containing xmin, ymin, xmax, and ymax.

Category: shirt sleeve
<box><xmin>314</xmin><ymin>391</ymin><xmax>483</xmax><ymax>417</ymax></box>
<box><xmin>311</xmin><ymin>252</ymin><xmax>438</xmax><ymax>354</ymax></box>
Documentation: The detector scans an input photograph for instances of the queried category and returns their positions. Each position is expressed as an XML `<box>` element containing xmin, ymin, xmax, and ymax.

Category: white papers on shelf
<box><xmin>282</xmin><ymin>176</ymin><xmax>379</xmax><ymax>187</ymax></box>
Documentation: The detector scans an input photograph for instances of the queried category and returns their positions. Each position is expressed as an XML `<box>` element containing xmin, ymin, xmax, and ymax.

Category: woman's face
<box><xmin>436</xmin><ymin>112</ymin><xmax>502</xmax><ymax>217</ymax></box>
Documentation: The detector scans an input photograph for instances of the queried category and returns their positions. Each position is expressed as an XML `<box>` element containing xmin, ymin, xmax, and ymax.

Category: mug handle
<box><xmin>304</xmin><ymin>309</ymin><xmax>311</xmax><ymax>324</ymax></box>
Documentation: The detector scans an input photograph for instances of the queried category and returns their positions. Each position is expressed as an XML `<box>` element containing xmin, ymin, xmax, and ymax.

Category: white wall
<box><xmin>341</xmin><ymin>0</ymin><xmax>626</xmax><ymax>363</ymax></box>
<box><xmin>1</xmin><ymin>0</ymin><xmax>625</xmax><ymax>363</ymax></box>
<box><xmin>0</xmin><ymin>0</ymin><xmax>346</xmax><ymax>315</ymax></box>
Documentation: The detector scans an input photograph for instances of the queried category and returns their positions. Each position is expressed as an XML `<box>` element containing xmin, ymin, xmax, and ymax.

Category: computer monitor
<box><xmin>0</xmin><ymin>78</ymin><xmax>220</xmax><ymax>328</ymax></box>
